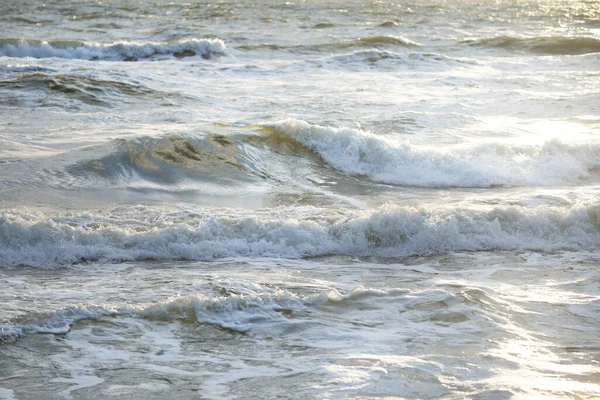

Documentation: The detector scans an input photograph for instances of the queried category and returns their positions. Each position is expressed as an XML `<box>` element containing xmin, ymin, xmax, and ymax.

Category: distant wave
<box><xmin>0</xmin><ymin>203</ymin><xmax>599</xmax><ymax>268</ymax></box>
<box><xmin>311</xmin><ymin>49</ymin><xmax>480</xmax><ymax>69</ymax></box>
<box><xmin>0</xmin><ymin>72</ymin><xmax>157</xmax><ymax>107</ymax></box>
<box><xmin>0</xmin><ymin>38</ymin><xmax>226</xmax><ymax>60</ymax></box>
<box><xmin>238</xmin><ymin>35</ymin><xmax>419</xmax><ymax>53</ymax></box>
<box><xmin>464</xmin><ymin>36</ymin><xmax>600</xmax><ymax>55</ymax></box>
<box><xmin>262</xmin><ymin>120</ymin><xmax>600</xmax><ymax>187</ymax></box>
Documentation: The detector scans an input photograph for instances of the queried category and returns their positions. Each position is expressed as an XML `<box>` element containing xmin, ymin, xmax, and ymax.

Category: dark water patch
<box><xmin>90</xmin><ymin>22</ymin><xmax>123</xmax><ymax>29</ymax></box>
<box><xmin>237</xmin><ymin>43</ymin><xmax>283</xmax><ymax>51</ymax></box>
<box><xmin>312</xmin><ymin>50</ymin><xmax>479</xmax><ymax>70</ymax></box>
<box><xmin>0</xmin><ymin>72</ymin><xmax>159</xmax><ymax>108</ymax></box>
<box><xmin>64</xmin><ymin>135</ymin><xmax>253</xmax><ymax>186</ymax></box>
<box><xmin>380</xmin><ymin>20</ymin><xmax>399</xmax><ymax>27</ymax></box>
<box><xmin>464</xmin><ymin>36</ymin><xmax>600</xmax><ymax>55</ymax></box>
<box><xmin>238</xmin><ymin>35</ymin><xmax>419</xmax><ymax>53</ymax></box>
<box><xmin>248</xmin><ymin>126</ymin><xmax>320</xmax><ymax>157</ymax></box>
<box><xmin>313</xmin><ymin>23</ymin><xmax>335</xmax><ymax>29</ymax></box>
<box><xmin>9</xmin><ymin>16</ymin><xmax>55</xmax><ymax>25</ymax></box>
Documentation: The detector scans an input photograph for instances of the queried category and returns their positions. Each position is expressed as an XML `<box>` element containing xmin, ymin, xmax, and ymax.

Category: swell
<box><xmin>310</xmin><ymin>50</ymin><xmax>480</xmax><ymax>70</ymax></box>
<box><xmin>0</xmin><ymin>72</ymin><xmax>158</xmax><ymax>107</ymax></box>
<box><xmin>59</xmin><ymin>134</ymin><xmax>254</xmax><ymax>187</ymax></box>
<box><xmin>0</xmin><ymin>132</ymin><xmax>324</xmax><ymax>201</ymax></box>
<box><xmin>0</xmin><ymin>203</ymin><xmax>599</xmax><ymax>268</ymax></box>
<box><xmin>7</xmin><ymin>121</ymin><xmax>600</xmax><ymax>196</ymax></box>
<box><xmin>18</xmin><ymin>130</ymin><xmax>353</xmax><ymax>193</ymax></box>
<box><xmin>0</xmin><ymin>38</ymin><xmax>225</xmax><ymax>60</ymax></box>
<box><xmin>261</xmin><ymin>120</ymin><xmax>600</xmax><ymax>188</ymax></box>
<box><xmin>464</xmin><ymin>36</ymin><xmax>600</xmax><ymax>55</ymax></box>
<box><xmin>238</xmin><ymin>35</ymin><xmax>419</xmax><ymax>53</ymax></box>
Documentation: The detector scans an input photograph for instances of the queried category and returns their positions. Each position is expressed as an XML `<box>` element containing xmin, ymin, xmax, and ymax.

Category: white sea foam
<box><xmin>0</xmin><ymin>285</ymin><xmax>446</xmax><ymax>342</ymax></box>
<box><xmin>0</xmin><ymin>38</ymin><xmax>226</xmax><ymax>60</ymax></box>
<box><xmin>0</xmin><ymin>388</ymin><xmax>16</xmax><ymax>400</ymax></box>
<box><xmin>0</xmin><ymin>204</ymin><xmax>598</xmax><ymax>268</ymax></box>
<box><xmin>266</xmin><ymin>120</ymin><xmax>600</xmax><ymax>187</ymax></box>
<box><xmin>0</xmin><ymin>289</ymin><xmax>306</xmax><ymax>341</ymax></box>
<box><xmin>0</xmin><ymin>306</ymin><xmax>116</xmax><ymax>342</ymax></box>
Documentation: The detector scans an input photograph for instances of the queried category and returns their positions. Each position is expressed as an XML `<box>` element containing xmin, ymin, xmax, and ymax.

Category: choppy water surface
<box><xmin>1</xmin><ymin>1</ymin><xmax>599</xmax><ymax>399</ymax></box>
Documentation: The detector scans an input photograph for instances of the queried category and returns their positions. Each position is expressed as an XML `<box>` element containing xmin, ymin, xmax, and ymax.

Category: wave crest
<box><xmin>465</xmin><ymin>36</ymin><xmax>600</xmax><ymax>55</ymax></box>
<box><xmin>238</xmin><ymin>35</ymin><xmax>419</xmax><ymax>53</ymax></box>
<box><xmin>262</xmin><ymin>120</ymin><xmax>600</xmax><ymax>187</ymax></box>
<box><xmin>0</xmin><ymin>72</ymin><xmax>156</xmax><ymax>107</ymax></box>
<box><xmin>0</xmin><ymin>38</ymin><xmax>226</xmax><ymax>60</ymax></box>
<box><xmin>0</xmin><ymin>204</ymin><xmax>599</xmax><ymax>268</ymax></box>
<box><xmin>312</xmin><ymin>50</ymin><xmax>479</xmax><ymax>70</ymax></box>
<box><xmin>0</xmin><ymin>285</ymin><xmax>422</xmax><ymax>341</ymax></box>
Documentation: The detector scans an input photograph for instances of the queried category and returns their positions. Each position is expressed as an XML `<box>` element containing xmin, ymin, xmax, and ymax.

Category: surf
<box><xmin>0</xmin><ymin>38</ymin><xmax>226</xmax><ymax>60</ymax></box>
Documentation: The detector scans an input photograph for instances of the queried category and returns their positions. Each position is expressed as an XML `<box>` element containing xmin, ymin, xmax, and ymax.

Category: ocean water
<box><xmin>1</xmin><ymin>0</ymin><xmax>599</xmax><ymax>398</ymax></box>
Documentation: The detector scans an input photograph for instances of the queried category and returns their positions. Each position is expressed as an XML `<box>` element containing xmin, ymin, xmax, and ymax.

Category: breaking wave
<box><xmin>9</xmin><ymin>121</ymin><xmax>600</xmax><ymax>198</ymax></box>
<box><xmin>261</xmin><ymin>120</ymin><xmax>600</xmax><ymax>188</ymax></box>
<box><xmin>0</xmin><ymin>203</ymin><xmax>599</xmax><ymax>268</ymax></box>
<box><xmin>0</xmin><ymin>285</ymin><xmax>419</xmax><ymax>342</ymax></box>
<box><xmin>0</xmin><ymin>38</ymin><xmax>226</xmax><ymax>60</ymax></box>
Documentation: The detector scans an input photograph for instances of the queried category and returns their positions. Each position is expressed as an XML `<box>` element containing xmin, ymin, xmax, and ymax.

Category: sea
<box><xmin>0</xmin><ymin>0</ymin><xmax>599</xmax><ymax>399</ymax></box>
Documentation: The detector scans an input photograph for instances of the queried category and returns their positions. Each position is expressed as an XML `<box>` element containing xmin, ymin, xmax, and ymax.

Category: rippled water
<box><xmin>1</xmin><ymin>1</ymin><xmax>599</xmax><ymax>399</ymax></box>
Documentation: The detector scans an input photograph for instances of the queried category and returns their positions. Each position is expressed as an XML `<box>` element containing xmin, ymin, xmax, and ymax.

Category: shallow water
<box><xmin>1</xmin><ymin>0</ymin><xmax>599</xmax><ymax>399</ymax></box>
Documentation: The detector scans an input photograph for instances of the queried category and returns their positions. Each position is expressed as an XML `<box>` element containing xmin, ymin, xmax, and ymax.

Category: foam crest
<box><xmin>264</xmin><ymin>120</ymin><xmax>600</xmax><ymax>187</ymax></box>
<box><xmin>1</xmin><ymin>204</ymin><xmax>599</xmax><ymax>268</ymax></box>
<box><xmin>0</xmin><ymin>306</ymin><xmax>116</xmax><ymax>342</ymax></box>
<box><xmin>140</xmin><ymin>291</ymin><xmax>306</xmax><ymax>332</ymax></box>
<box><xmin>0</xmin><ymin>290</ymin><xmax>307</xmax><ymax>341</ymax></box>
<box><xmin>1</xmin><ymin>285</ymin><xmax>443</xmax><ymax>342</ymax></box>
<box><xmin>0</xmin><ymin>38</ymin><xmax>226</xmax><ymax>60</ymax></box>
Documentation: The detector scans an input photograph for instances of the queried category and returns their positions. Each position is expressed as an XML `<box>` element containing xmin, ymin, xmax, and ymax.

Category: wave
<box><xmin>0</xmin><ymin>285</ymin><xmax>421</xmax><ymax>342</ymax></box>
<box><xmin>238</xmin><ymin>35</ymin><xmax>419</xmax><ymax>53</ymax></box>
<box><xmin>261</xmin><ymin>120</ymin><xmax>600</xmax><ymax>188</ymax></box>
<box><xmin>5</xmin><ymin>121</ymin><xmax>600</xmax><ymax>197</ymax></box>
<box><xmin>0</xmin><ymin>131</ymin><xmax>330</xmax><ymax>199</ymax></box>
<box><xmin>347</xmin><ymin>35</ymin><xmax>420</xmax><ymax>48</ymax></box>
<box><xmin>0</xmin><ymin>292</ymin><xmax>304</xmax><ymax>341</ymax></box>
<box><xmin>0</xmin><ymin>65</ymin><xmax>49</xmax><ymax>74</ymax></box>
<box><xmin>464</xmin><ymin>36</ymin><xmax>600</xmax><ymax>55</ymax></box>
<box><xmin>54</xmin><ymin>134</ymin><xmax>258</xmax><ymax>189</ymax></box>
<box><xmin>312</xmin><ymin>23</ymin><xmax>336</xmax><ymax>29</ymax></box>
<box><xmin>0</xmin><ymin>203</ymin><xmax>599</xmax><ymax>268</ymax></box>
<box><xmin>0</xmin><ymin>38</ymin><xmax>226</xmax><ymax>61</ymax></box>
<box><xmin>8</xmin><ymin>121</ymin><xmax>600</xmax><ymax>197</ymax></box>
<box><xmin>312</xmin><ymin>50</ymin><xmax>480</xmax><ymax>69</ymax></box>
<box><xmin>0</xmin><ymin>72</ymin><xmax>157</xmax><ymax>107</ymax></box>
